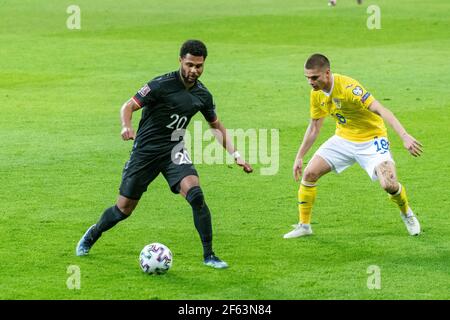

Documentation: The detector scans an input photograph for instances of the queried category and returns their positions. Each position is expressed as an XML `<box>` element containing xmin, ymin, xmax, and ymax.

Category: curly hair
<box><xmin>180</xmin><ymin>40</ymin><xmax>208</xmax><ymax>59</ymax></box>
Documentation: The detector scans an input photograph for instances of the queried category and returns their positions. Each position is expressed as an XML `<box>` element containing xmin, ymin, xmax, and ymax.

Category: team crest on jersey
<box><xmin>352</xmin><ymin>86</ymin><xmax>363</xmax><ymax>96</ymax></box>
<box><xmin>333</xmin><ymin>98</ymin><xmax>342</xmax><ymax>109</ymax></box>
<box><xmin>138</xmin><ymin>84</ymin><xmax>151</xmax><ymax>97</ymax></box>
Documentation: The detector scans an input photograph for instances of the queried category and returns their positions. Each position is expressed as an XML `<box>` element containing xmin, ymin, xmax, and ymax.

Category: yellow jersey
<box><xmin>310</xmin><ymin>73</ymin><xmax>387</xmax><ymax>142</ymax></box>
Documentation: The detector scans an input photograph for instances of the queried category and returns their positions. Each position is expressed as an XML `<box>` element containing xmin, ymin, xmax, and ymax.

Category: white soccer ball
<box><xmin>139</xmin><ymin>243</ymin><xmax>173</xmax><ymax>275</ymax></box>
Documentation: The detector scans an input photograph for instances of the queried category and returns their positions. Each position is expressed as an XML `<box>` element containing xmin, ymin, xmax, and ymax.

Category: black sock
<box><xmin>90</xmin><ymin>205</ymin><xmax>128</xmax><ymax>244</ymax></box>
<box><xmin>186</xmin><ymin>186</ymin><xmax>213</xmax><ymax>259</ymax></box>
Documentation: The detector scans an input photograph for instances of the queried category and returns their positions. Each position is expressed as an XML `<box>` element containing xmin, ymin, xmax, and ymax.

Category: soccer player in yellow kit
<box><xmin>284</xmin><ymin>54</ymin><xmax>423</xmax><ymax>239</ymax></box>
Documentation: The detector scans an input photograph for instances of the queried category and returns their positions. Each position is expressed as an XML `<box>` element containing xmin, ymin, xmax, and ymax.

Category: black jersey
<box><xmin>131</xmin><ymin>70</ymin><xmax>217</xmax><ymax>154</ymax></box>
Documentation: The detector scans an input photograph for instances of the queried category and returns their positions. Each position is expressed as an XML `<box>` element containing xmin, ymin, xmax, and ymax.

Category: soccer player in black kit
<box><xmin>76</xmin><ymin>40</ymin><xmax>253</xmax><ymax>269</ymax></box>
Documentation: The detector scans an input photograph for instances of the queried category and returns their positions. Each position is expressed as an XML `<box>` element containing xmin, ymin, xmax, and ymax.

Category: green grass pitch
<box><xmin>0</xmin><ymin>0</ymin><xmax>449</xmax><ymax>299</ymax></box>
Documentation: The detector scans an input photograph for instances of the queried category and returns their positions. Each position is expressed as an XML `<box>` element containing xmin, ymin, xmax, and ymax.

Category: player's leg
<box><xmin>163</xmin><ymin>152</ymin><xmax>228</xmax><ymax>269</ymax></box>
<box><xmin>300</xmin><ymin>155</ymin><xmax>332</xmax><ymax>224</ymax></box>
<box><xmin>375</xmin><ymin>161</ymin><xmax>420</xmax><ymax>235</ymax></box>
<box><xmin>284</xmin><ymin>155</ymin><xmax>331</xmax><ymax>238</ymax></box>
<box><xmin>180</xmin><ymin>177</ymin><xmax>210</xmax><ymax>251</ymax></box>
<box><xmin>76</xmin><ymin>154</ymin><xmax>158</xmax><ymax>256</ymax></box>
<box><xmin>284</xmin><ymin>135</ymin><xmax>355</xmax><ymax>239</ymax></box>
<box><xmin>89</xmin><ymin>196</ymin><xmax>138</xmax><ymax>242</ymax></box>
<box><xmin>76</xmin><ymin>197</ymin><xmax>135</xmax><ymax>256</ymax></box>
<box><xmin>180</xmin><ymin>175</ymin><xmax>213</xmax><ymax>257</ymax></box>
<box><xmin>179</xmin><ymin>175</ymin><xmax>228</xmax><ymax>269</ymax></box>
<box><xmin>357</xmin><ymin>137</ymin><xmax>420</xmax><ymax>235</ymax></box>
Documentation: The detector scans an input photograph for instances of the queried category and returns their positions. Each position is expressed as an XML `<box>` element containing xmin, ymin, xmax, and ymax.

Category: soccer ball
<box><xmin>139</xmin><ymin>243</ymin><xmax>173</xmax><ymax>275</ymax></box>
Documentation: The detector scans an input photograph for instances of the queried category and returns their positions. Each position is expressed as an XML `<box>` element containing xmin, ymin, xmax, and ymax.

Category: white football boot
<box><xmin>400</xmin><ymin>209</ymin><xmax>421</xmax><ymax>236</ymax></box>
<box><xmin>283</xmin><ymin>224</ymin><xmax>313</xmax><ymax>239</ymax></box>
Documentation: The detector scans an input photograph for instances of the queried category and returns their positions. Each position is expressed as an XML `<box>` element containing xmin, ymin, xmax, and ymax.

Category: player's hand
<box><xmin>121</xmin><ymin>127</ymin><xmax>136</xmax><ymax>140</ymax></box>
<box><xmin>235</xmin><ymin>157</ymin><xmax>253</xmax><ymax>173</ymax></box>
<box><xmin>293</xmin><ymin>158</ymin><xmax>303</xmax><ymax>182</ymax></box>
<box><xmin>402</xmin><ymin>133</ymin><xmax>423</xmax><ymax>157</ymax></box>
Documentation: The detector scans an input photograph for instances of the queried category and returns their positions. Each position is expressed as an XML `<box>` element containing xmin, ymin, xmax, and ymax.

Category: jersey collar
<box><xmin>322</xmin><ymin>73</ymin><xmax>334</xmax><ymax>97</ymax></box>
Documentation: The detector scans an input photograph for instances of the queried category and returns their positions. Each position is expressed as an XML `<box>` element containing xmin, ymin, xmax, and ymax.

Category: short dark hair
<box><xmin>180</xmin><ymin>40</ymin><xmax>208</xmax><ymax>59</ymax></box>
<box><xmin>305</xmin><ymin>53</ymin><xmax>330</xmax><ymax>70</ymax></box>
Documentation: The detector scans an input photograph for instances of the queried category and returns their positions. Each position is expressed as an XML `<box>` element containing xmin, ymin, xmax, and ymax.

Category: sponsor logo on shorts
<box><xmin>138</xmin><ymin>84</ymin><xmax>151</xmax><ymax>97</ymax></box>
<box><xmin>352</xmin><ymin>86</ymin><xmax>363</xmax><ymax>96</ymax></box>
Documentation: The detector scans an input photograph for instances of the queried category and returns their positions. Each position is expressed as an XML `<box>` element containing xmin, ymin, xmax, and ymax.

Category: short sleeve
<box><xmin>310</xmin><ymin>92</ymin><xmax>328</xmax><ymax>119</ymax></box>
<box><xmin>200</xmin><ymin>95</ymin><xmax>217</xmax><ymax>123</ymax></box>
<box><xmin>132</xmin><ymin>80</ymin><xmax>161</xmax><ymax>108</ymax></box>
<box><xmin>346</xmin><ymin>81</ymin><xmax>375</xmax><ymax>109</ymax></box>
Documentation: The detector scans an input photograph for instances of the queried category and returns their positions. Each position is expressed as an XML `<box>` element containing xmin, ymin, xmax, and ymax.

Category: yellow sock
<box><xmin>298</xmin><ymin>181</ymin><xmax>317</xmax><ymax>224</ymax></box>
<box><xmin>389</xmin><ymin>183</ymin><xmax>409</xmax><ymax>215</ymax></box>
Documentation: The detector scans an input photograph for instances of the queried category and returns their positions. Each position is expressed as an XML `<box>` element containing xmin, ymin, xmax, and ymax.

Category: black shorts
<box><xmin>119</xmin><ymin>150</ymin><xmax>198</xmax><ymax>200</ymax></box>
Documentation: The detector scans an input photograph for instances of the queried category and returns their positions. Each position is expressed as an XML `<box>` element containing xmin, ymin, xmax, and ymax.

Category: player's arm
<box><xmin>208</xmin><ymin>119</ymin><xmax>253</xmax><ymax>173</ymax></box>
<box><xmin>368</xmin><ymin>100</ymin><xmax>423</xmax><ymax>157</ymax></box>
<box><xmin>120</xmin><ymin>98</ymin><xmax>141</xmax><ymax>141</ymax></box>
<box><xmin>293</xmin><ymin>117</ymin><xmax>325</xmax><ymax>181</ymax></box>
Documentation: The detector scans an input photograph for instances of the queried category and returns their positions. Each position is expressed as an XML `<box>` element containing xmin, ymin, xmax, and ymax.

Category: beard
<box><xmin>181</xmin><ymin>69</ymin><xmax>197</xmax><ymax>83</ymax></box>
